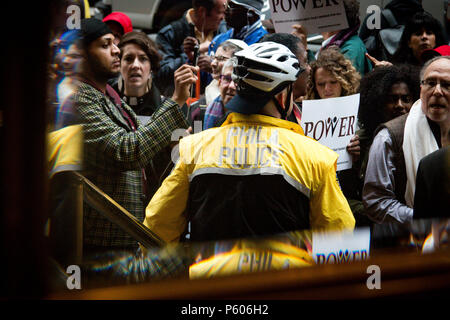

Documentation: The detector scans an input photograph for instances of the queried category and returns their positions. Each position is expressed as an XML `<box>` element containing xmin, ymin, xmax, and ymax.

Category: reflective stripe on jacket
<box><xmin>145</xmin><ymin>113</ymin><xmax>355</xmax><ymax>242</ymax></box>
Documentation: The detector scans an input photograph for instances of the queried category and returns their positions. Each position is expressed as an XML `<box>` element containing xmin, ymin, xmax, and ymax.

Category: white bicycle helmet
<box><xmin>226</xmin><ymin>41</ymin><xmax>301</xmax><ymax>117</ymax></box>
<box><xmin>232</xmin><ymin>41</ymin><xmax>301</xmax><ymax>97</ymax></box>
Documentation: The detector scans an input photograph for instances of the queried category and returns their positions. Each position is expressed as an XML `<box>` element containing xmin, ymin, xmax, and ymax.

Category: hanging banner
<box><xmin>300</xmin><ymin>94</ymin><xmax>360</xmax><ymax>171</ymax></box>
<box><xmin>269</xmin><ymin>0</ymin><xmax>348</xmax><ymax>34</ymax></box>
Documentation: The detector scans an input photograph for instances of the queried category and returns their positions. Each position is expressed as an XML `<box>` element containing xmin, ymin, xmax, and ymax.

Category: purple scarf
<box><xmin>323</xmin><ymin>24</ymin><xmax>360</xmax><ymax>49</ymax></box>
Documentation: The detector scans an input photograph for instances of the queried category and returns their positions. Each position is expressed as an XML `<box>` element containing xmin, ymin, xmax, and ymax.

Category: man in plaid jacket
<box><xmin>74</xmin><ymin>18</ymin><xmax>197</xmax><ymax>253</ymax></box>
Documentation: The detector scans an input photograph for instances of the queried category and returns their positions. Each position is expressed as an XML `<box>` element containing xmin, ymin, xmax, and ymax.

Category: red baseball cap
<box><xmin>421</xmin><ymin>45</ymin><xmax>450</xmax><ymax>62</ymax></box>
<box><xmin>102</xmin><ymin>12</ymin><xmax>133</xmax><ymax>35</ymax></box>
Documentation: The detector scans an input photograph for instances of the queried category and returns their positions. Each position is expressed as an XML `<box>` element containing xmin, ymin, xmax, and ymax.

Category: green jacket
<box><xmin>340</xmin><ymin>35</ymin><xmax>373</xmax><ymax>76</ymax></box>
<box><xmin>75</xmin><ymin>82</ymin><xmax>189</xmax><ymax>249</ymax></box>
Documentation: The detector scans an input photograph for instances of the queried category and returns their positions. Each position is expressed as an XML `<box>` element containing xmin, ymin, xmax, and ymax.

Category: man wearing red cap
<box><xmin>103</xmin><ymin>12</ymin><xmax>133</xmax><ymax>45</ymax></box>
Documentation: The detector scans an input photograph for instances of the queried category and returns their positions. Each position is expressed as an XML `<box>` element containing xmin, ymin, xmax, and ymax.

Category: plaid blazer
<box><xmin>75</xmin><ymin>82</ymin><xmax>189</xmax><ymax>249</ymax></box>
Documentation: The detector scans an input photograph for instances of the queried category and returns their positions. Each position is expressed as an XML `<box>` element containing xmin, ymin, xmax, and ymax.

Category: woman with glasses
<box><xmin>205</xmin><ymin>40</ymin><xmax>244</xmax><ymax>106</ymax></box>
<box><xmin>203</xmin><ymin>60</ymin><xmax>237</xmax><ymax>129</ymax></box>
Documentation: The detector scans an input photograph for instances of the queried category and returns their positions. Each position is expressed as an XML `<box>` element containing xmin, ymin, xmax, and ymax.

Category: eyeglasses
<box><xmin>211</xmin><ymin>55</ymin><xmax>229</xmax><ymax>62</ymax></box>
<box><xmin>421</xmin><ymin>79</ymin><xmax>450</xmax><ymax>93</ymax></box>
<box><xmin>220</xmin><ymin>74</ymin><xmax>233</xmax><ymax>84</ymax></box>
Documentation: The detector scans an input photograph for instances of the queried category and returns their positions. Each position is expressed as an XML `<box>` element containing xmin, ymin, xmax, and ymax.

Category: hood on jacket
<box><xmin>385</xmin><ymin>0</ymin><xmax>424</xmax><ymax>25</ymax></box>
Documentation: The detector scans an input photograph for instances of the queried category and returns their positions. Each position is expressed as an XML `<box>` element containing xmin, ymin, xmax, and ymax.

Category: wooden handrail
<box><xmin>72</xmin><ymin>171</ymin><xmax>165</xmax><ymax>248</ymax></box>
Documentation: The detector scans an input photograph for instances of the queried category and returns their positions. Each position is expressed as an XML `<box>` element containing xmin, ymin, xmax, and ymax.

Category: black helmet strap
<box><xmin>271</xmin><ymin>84</ymin><xmax>292</xmax><ymax>120</ymax></box>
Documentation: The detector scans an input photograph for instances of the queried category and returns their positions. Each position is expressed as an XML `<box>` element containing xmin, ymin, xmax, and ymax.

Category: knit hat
<box><xmin>103</xmin><ymin>12</ymin><xmax>133</xmax><ymax>34</ymax></box>
<box><xmin>230</xmin><ymin>0</ymin><xmax>264</xmax><ymax>14</ymax></box>
<box><xmin>80</xmin><ymin>18</ymin><xmax>113</xmax><ymax>47</ymax></box>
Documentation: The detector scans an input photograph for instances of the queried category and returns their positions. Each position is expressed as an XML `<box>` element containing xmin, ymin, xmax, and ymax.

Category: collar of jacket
<box><xmin>221</xmin><ymin>112</ymin><xmax>305</xmax><ymax>135</ymax></box>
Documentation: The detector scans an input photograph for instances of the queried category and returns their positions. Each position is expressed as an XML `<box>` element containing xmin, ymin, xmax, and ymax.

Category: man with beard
<box><xmin>363</xmin><ymin>56</ymin><xmax>450</xmax><ymax>225</ymax></box>
<box><xmin>74</xmin><ymin>18</ymin><xmax>197</xmax><ymax>254</ymax></box>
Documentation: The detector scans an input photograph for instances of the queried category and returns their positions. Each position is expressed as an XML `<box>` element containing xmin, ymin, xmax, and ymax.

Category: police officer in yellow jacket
<box><xmin>144</xmin><ymin>42</ymin><xmax>355</xmax><ymax>243</ymax></box>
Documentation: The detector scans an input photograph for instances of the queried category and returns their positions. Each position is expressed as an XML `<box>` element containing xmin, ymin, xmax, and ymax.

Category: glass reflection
<box><xmin>47</xmin><ymin>218</ymin><xmax>449</xmax><ymax>292</ymax></box>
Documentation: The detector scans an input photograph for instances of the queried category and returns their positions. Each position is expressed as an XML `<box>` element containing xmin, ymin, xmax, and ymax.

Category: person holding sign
<box><xmin>305</xmin><ymin>48</ymin><xmax>360</xmax><ymax>101</ymax></box>
<box><xmin>316</xmin><ymin>0</ymin><xmax>372</xmax><ymax>76</ymax></box>
<box><xmin>144</xmin><ymin>42</ymin><xmax>354</xmax><ymax>243</ymax></box>
<box><xmin>304</xmin><ymin>48</ymin><xmax>361</xmax><ymax>221</ymax></box>
<box><xmin>355</xmin><ymin>65</ymin><xmax>419</xmax><ymax>226</ymax></box>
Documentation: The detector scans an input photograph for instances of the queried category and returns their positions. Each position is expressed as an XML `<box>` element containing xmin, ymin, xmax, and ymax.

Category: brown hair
<box><xmin>306</xmin><ymin>47</ymin><xmax>361</xmax><ymax>100</ymax></box>
<box><xmin>118</xmin><ymin>31</ymin><xmax>162</xmax><ymax>72</ymax></box>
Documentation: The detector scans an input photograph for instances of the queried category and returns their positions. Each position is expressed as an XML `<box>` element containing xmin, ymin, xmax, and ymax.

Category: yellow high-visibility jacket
<box><xmin>144</xmin><ymin>113</ymin><xmax>355</xmax><ymax>242</ymax></box>
<box><xmin>47</xmin><ymin>125</ymin><xmax>83</xmax><ymax>178</ymax></box>
<box><xmin>189</xmin><ymin>239</ymin><xmax>314</xmax><ymax>279</ymax></box>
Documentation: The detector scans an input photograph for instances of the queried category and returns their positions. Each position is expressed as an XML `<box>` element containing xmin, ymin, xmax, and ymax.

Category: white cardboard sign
<box><xmin>269</xmin><ymin>0</ymin><xmax>348</xmax><ymax>35</ymax></box>
<box><xmin>300</xmin><ymin>94</ymin><xmax>360</xmax><ymax>171</ymax></box>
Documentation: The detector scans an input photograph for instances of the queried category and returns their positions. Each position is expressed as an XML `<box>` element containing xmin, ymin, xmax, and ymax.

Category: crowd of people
<box><xmin>47</xmin><ymin>0</ymin><xmax>450</xmax><ymax>258</ymax></box>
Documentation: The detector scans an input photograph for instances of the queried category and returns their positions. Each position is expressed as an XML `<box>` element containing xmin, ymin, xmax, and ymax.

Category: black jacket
<box><xmin>413</xmin><ymin>146</ymin><xmax>450</xmax><ymax>219</ymax></box>
<box><xmin>155</xmin><ymin>11</ymin><xmax>227</xmax><ymax>96</ymax></box>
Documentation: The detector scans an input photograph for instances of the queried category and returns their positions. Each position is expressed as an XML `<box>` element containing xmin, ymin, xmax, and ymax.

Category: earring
<box><xmin>118</xmin><ymin>74</ymin><xmax>124</xmax><ymax>94</ymax></box>
<box><xmin>147</xmin><ymin>72</ymin><xmax>152</xmax><ymax>92</ymax></box>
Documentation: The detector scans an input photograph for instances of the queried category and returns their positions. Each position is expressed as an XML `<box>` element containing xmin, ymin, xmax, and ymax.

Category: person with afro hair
<box><xmin>354</xmin><ymin>65</ymin><xmax>420</xmax><ymax>225</ymax></box>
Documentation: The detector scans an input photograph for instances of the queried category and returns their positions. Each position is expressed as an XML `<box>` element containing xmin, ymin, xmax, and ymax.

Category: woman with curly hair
<box><xmin>306</xmin><ymin>47</ymin><xmax>361</xmax><ymax>100</ymax></box>
<box><xmin>305</xmin><ymin>48</ymin><xmax>363</xmax><ymax>223</ymax></box>
<box><xmin>354</xmin><ymin>65</ymin><xmax>420</xmax><ymax>225</ymax></box>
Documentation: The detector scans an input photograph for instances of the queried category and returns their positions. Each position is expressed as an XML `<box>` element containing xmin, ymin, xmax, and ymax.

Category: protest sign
<box><xmin>312</xmin><ymin>227</ymin><xmax>371</xmax><ymax>264</ymax></box>
<box><xmin>300</xmin><ymin>94</ymin><xmax>360</xmax><ymax>171</ymax></box>
<box><xmin>269</xmin><ymin>0</ymin><xmax>348</xmax><ymax>35</ymax></box>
